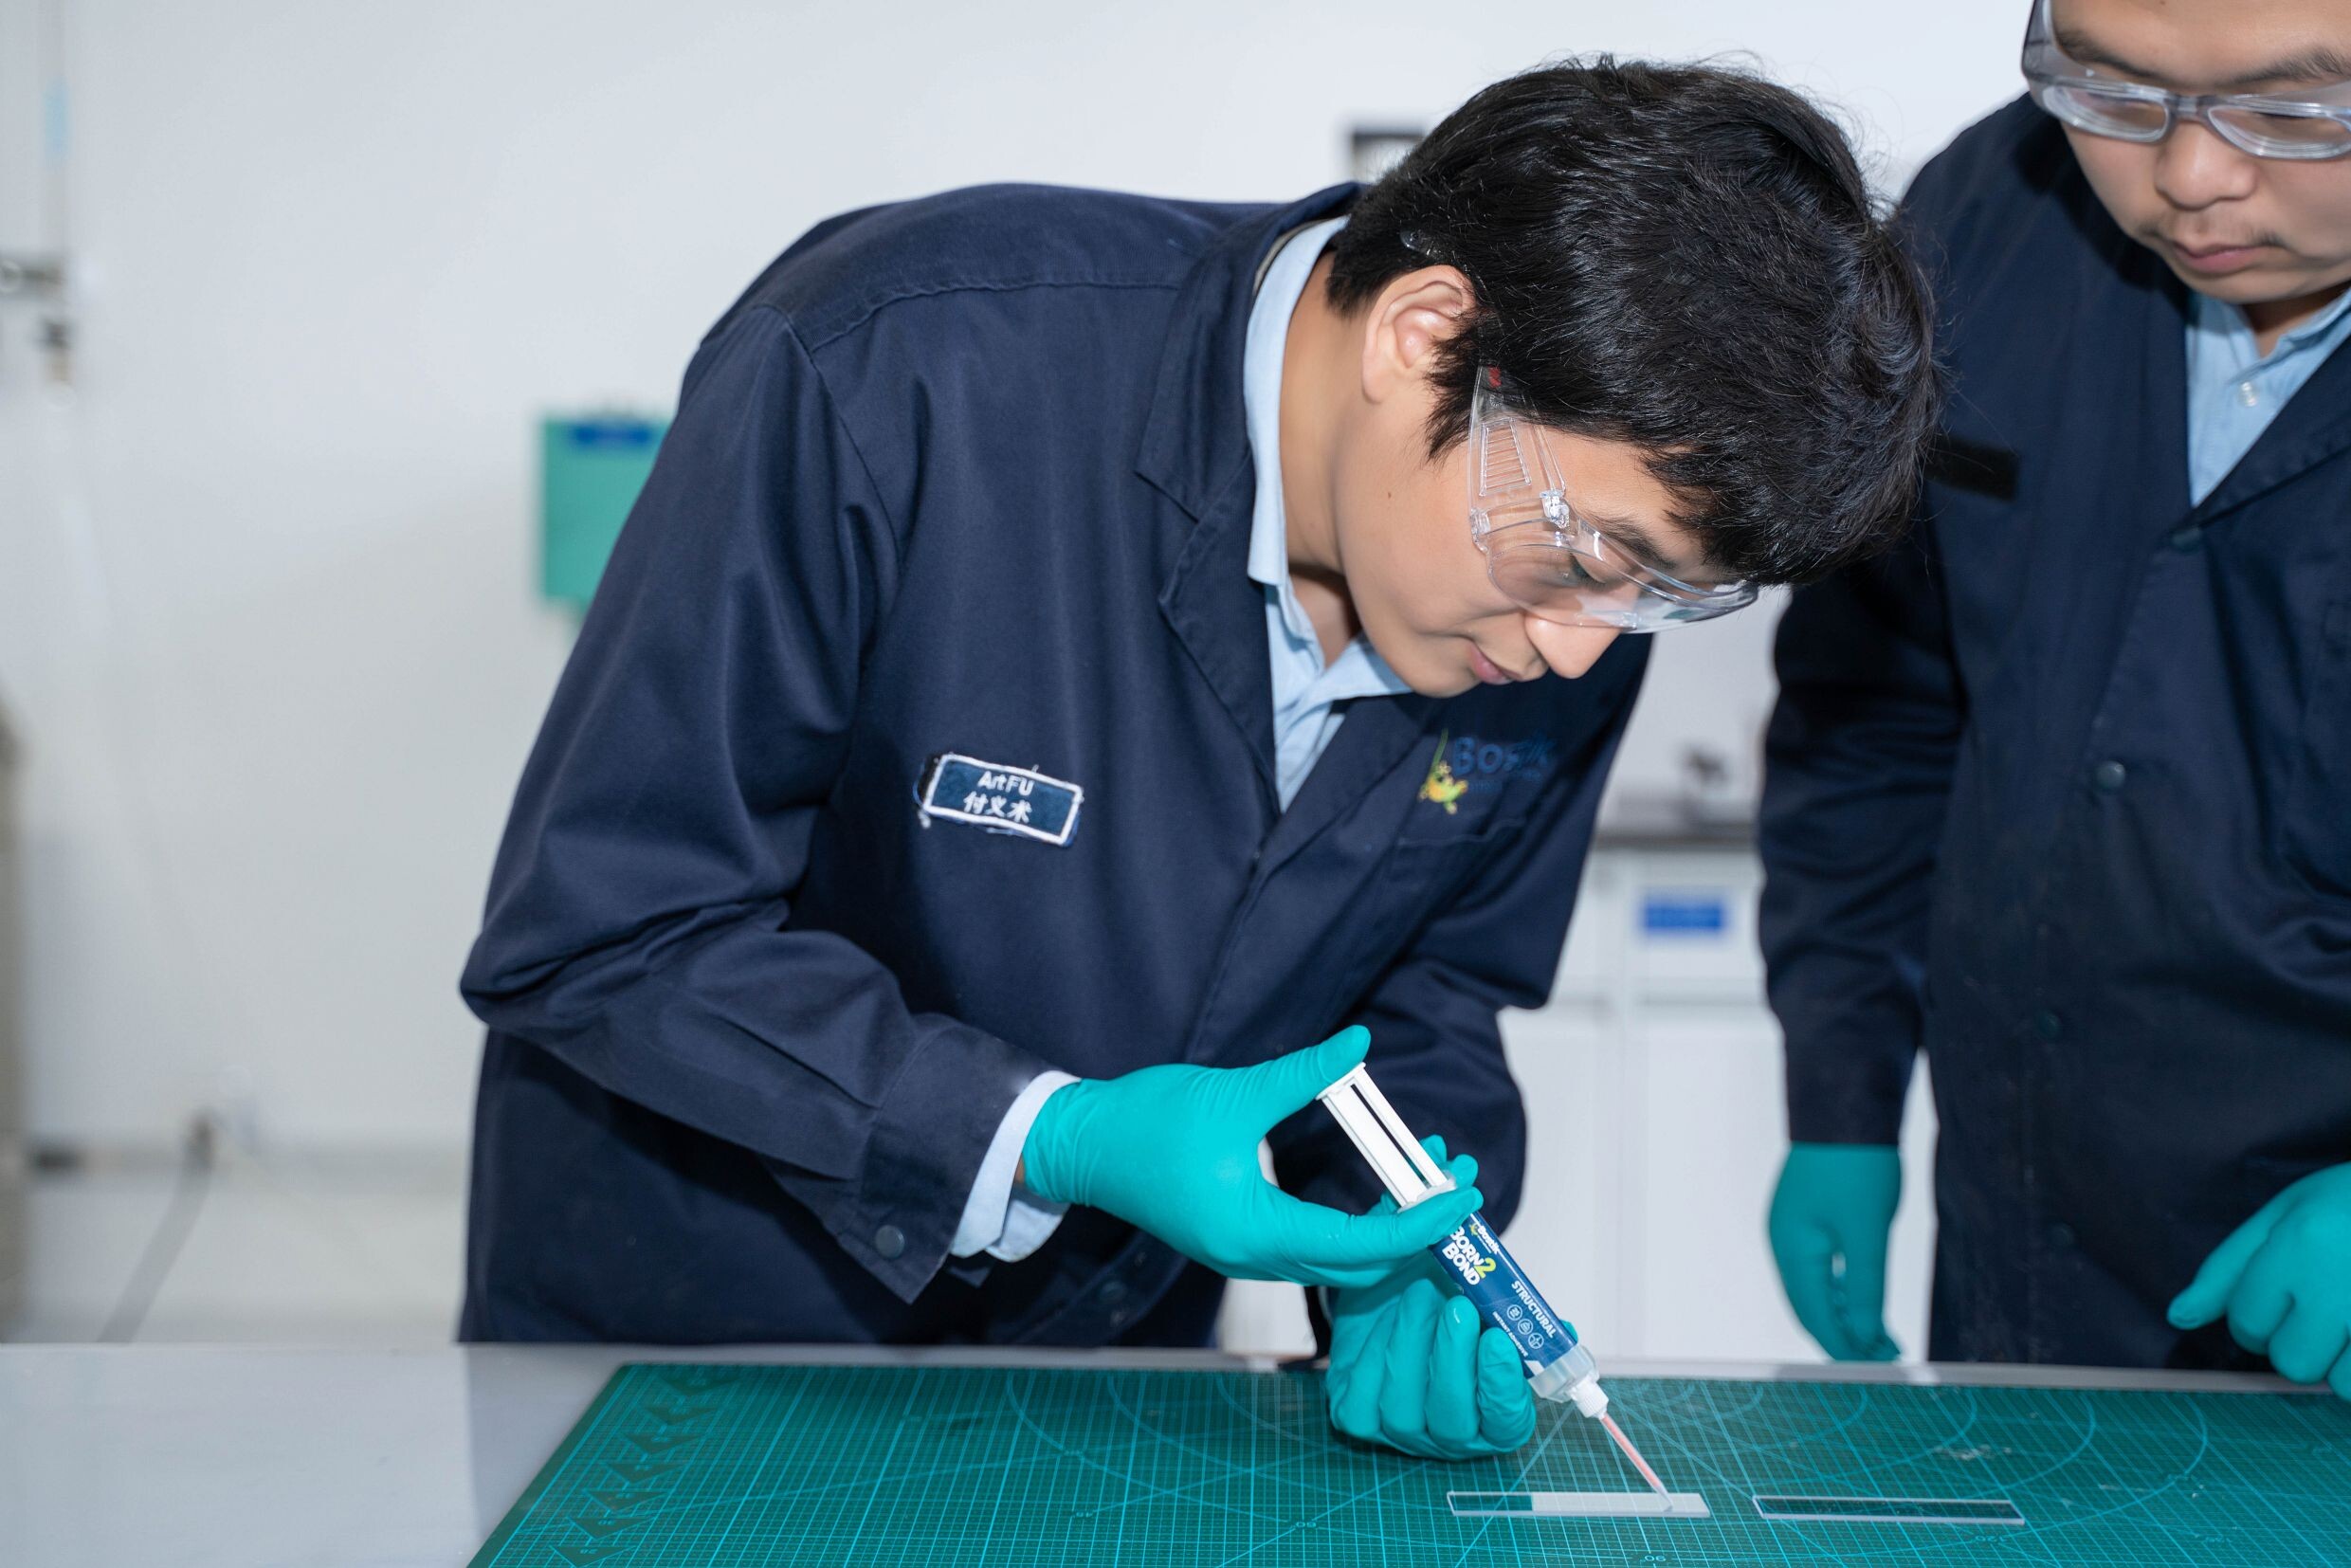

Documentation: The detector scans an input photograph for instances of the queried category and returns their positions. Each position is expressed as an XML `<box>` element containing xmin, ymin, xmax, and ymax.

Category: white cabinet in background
<box><xmin>1504</xmin><ymin>1010</ymin><xmax>1939</xmax><ymax>1365</ymax></box>
<box><xmin>1504</xmin><ymin>842</ymin><xmax>1939</xmax><ymax>1365</ymax></box>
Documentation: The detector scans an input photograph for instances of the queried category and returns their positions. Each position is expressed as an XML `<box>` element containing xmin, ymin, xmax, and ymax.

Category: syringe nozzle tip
<box><xmin>1598</xmin><ymin>1413</ymin><xmax>1670</xmax><ymax>1500</ymax></box>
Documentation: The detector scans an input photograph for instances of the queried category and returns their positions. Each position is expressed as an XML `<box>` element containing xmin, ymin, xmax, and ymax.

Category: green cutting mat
<box><xmin>472</xmin><ymin>1363</ymin><xmax>2351</xmax><ymax>1566</ymax></box>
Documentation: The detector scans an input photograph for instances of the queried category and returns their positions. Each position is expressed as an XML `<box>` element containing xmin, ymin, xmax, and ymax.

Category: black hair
<box><xmin>1326</xmin><ymin>59</ymin><xmax>1940</xmax><ymax>584</ymax></box>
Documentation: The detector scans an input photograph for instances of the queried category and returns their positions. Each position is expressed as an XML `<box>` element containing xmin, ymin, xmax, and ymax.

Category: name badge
<box><xmin>917</xmin><ymin>754</ymin><xmax>1084</xmax><ymax>847</ymax></box>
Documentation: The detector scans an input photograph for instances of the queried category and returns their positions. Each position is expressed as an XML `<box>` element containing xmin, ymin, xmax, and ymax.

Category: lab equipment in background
<box><xmin>0</xmin><ymin>254</ymin><xmax>70</xmax><ymax>388</ymax></box>
<box><xmin>0</xmin><ymin>695</ymin><xmax>21</xmax><ymax>1331</ymax></box>
<box><xmin>1347</xmin><ymin>125</ymin><xmax>1422</xmax><ymax>184</ymax></box>
<box><xmin>3</xmin><ymin>1</ymin><xmax>76</xmax><ymax>389</ymax></box>
<box><xmin>1676</xmin><ymin>744</ymin><xmax>1746</xmax><ymax>826</ymax></box>
<box><xmin>539</xmin><ymin>412</ymin><xmax>667</xmax><ymax>609</ymax></box>
<box><xmin>1317</xmin><ymin>1065</ymin><xmax>1679</xmax><ymax>1500</ymax></box>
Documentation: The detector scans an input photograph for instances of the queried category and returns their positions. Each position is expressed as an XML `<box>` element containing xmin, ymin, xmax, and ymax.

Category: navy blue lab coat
<box><xmin>459</xmin><ymin>185</ymin><xmax>1649</xmax><ymax>1345</ymax></box>
<box><xmin>1760</xmin><ymin>100</ymin><xmax>2351</xmax><ymax>1371</ymax></box>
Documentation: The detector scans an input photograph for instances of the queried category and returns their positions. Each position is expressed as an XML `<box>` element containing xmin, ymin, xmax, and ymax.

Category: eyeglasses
<box><xmin>2023</xmin><ymin>0</ymin><xmax>2351</xmax><ymax>160</ymax></box>
<box><xmin>1467</xmin><ymin>367</ymin><xmax>1756</xmax><ymax>632</ymax></box>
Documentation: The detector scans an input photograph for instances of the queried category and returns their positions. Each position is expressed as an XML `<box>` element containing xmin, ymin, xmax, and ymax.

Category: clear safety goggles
<box><xmin>2023</xmin><ymin>0</ymin><xmax>2351</xmax><ymax>160</ymax></box>
<box><xmin>1467</xmin><ymin>368</ymin><xmax>1757</xmax><ymax>632</ymax></box>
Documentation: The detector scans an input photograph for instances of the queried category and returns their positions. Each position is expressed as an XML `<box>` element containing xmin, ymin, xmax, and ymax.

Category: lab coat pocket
<box><xmin>1381</xmin><ymin>814</ymin><xmax>1528</xmax><ymax>918</ymax></box>
<box><xmin>2280</xmin><ymin>598</ymin><xmax>2351</xmax><ymax>902</ymax></box>
<box><xmin>1392</xmin><ymin>808</ymin><xmax>1526</xmax><ymax>851</ymax></box>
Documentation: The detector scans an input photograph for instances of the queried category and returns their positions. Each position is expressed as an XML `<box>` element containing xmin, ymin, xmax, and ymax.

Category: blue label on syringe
<box><xmin>1431</xmin><ymin>1213</ymin><xmax>1578</xmax><ymax>1375</ymax></box>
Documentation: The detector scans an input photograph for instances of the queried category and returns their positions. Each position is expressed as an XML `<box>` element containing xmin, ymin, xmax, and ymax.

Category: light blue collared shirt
<box><xmin>1243</xmin><ymin>216</ymin><xmax>1413</xmax><ymax>809</ymax></box>
<box><xmin>948</xmin><ymin>215</ymin><xmax>1405</xmax><ymax>1261</ymax></box>
<box><xmin>2185</xmin><ymin>284</ymin><xmax>2351</xmax><ymax>504</ymax></box>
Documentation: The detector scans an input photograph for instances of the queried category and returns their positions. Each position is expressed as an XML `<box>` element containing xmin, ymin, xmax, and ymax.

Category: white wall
<box><xmin>0</xmin><ymin>0</ymin><xmax>2020</xmax><ymax>1155</ymax></box>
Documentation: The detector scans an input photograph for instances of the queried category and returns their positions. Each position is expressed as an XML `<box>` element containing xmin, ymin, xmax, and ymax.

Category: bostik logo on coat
<box><xmin>917</xmin><ymin>753</ymin><xmax>1084</xmax><ymax>847</ymax></box>
<box><xmin>1417</xmin><ymin>730</ymin><xmax>1557</xmax><ymax>814</ymax></box>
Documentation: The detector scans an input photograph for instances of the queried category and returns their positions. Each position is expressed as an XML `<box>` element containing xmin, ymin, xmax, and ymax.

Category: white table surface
<box><xmin>0</xmin><ymin>1343</ymin><xmax>2305</xmax><ymax>1568</ymax></box>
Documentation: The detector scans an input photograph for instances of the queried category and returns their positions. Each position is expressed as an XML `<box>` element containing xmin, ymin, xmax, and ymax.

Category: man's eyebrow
<box><xmin>2218</xmin><ymin>46</ymin><xmax>2351</xmax><ymax>90</ymax></box>
<box><xmin>1584</xmin><ymin>510</ymin><xmax>1697</xmax><ymax>579</ymax></box>
<box><xmin>2052</xmin><ymin>26</ymin><xmax>2178</xmax><ymax>85</ymax></box>
<box><xmin>2055</xmin><ymin>25</ymin><xmax>2351</xmax><ymax>91</ymax></box>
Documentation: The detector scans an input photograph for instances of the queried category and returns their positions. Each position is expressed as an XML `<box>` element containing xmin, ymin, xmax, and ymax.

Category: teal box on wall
<box><xmin>540</xmin><ymin>413</ymin><xmax>668</xmax><ymax>608</ymax></box>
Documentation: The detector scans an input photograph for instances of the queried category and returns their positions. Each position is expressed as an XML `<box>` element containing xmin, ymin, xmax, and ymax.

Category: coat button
<box><xmin>1100</xmin><ymin>1279</ymin><xmax>1128</xmax><ymax>1305</ymax></box>
<box><xmin>2032</xmin><ymin>1010</ymin><xmax>2063</xmax><ymax>1042</ymax></box>
<box><xmin>2091</xmin><ymin>759</ymin><xmax>2127</xmax><ymax>793</ymax></box>
<box><xmin>2049</xmin><ymin>1222</ymin><xmax>2075</xmax><ymax>1249</ymax></box>
<box><xmin>2169</xmin><ymin>524</ymin><xmax>2203</xmax><ymax>552</ymax></box>
<box><xmin>873</xmin><ymin>1225</ymin><xmax>906</xmax><ymax>1260</ymax></box>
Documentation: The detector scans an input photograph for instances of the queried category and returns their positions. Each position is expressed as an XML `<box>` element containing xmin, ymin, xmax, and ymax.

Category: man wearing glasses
<box><xmin>1763</xmin><ymin>0</ymin><xmax>2351</xmax><ymax>1400</ymax></box>
<box><xmin>459</xmin><ymin>61</ymin><xmax>1937</xmax><ymax>1457</ymax></box>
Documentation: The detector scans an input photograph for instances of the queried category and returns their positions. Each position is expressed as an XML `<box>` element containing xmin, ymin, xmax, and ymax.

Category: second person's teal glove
<box><xmin>1767</xmin><ymin>1141</ymin><xmax>1903</xmax><ymax>1361</ymax></box>
<box><xmin>1020</xmin><ymin>1027</ymin><xmax>1483</xmax><ymax>1291</ymax></box>
<box><xmin>1326</xmin><ymin>1139</ymin><xmax>1538</xmax><ymax>1459</ymax></box>
<box><xmin>2169</xmin><ymin>1163</ymin><xmax>2351</xmax><ymax>1400</ymax></box>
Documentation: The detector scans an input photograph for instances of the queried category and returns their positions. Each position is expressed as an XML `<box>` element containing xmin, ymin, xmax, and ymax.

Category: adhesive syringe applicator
<box><xmin>1317</xmin><ymin>1064</ymin><xmax>1673</xmax><ymax>1500</ymax></box>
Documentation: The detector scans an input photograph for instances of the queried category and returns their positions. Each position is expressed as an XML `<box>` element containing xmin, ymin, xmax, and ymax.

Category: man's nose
<box><xmin>1522</xmin><ymin>617</ymin><xmax>1623</xmax><ymax>680</ymax></box>
<box><xmin>2153</xmin><ymin>119</ymin><xmax>2260</xmax><ymax>210</ymax></box>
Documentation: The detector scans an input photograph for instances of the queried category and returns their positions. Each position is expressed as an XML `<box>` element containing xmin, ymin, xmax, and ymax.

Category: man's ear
<box><xmin>1360</xmin><ymin>265</ymin><xmax>1475</xmax><ymax>403</ymax></box>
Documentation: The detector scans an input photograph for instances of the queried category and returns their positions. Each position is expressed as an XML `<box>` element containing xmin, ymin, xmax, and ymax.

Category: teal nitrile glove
<box><xmin>1327</xmin><ymin>1138</ymin><xmax>1538</xmax><ymax>1460</ymax></box>
<box><xmin>1767</xmin><ymin>1141</ymin><xmax>1903</xmax><ymax>1361</ymax></box>
<box><xmin>1020</xmin><ymin>1026</ymin><xmax>1483</xmax><ymax>1290</ymax></box>
<box><xmin>2168</xmin><ymin>1163</ymin><xmax>2351</xmax><ymax>1400</ymax></box>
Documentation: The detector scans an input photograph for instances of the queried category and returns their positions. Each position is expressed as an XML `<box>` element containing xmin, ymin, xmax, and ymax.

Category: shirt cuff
<box><xmin>949</xmin><ymin>1070</ymin><xmax>1079</xmax><ymax>1262</ymax></box>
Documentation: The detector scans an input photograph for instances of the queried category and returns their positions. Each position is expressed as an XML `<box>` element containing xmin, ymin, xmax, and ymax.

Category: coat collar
<box><xmin>1133</xmin><ymin>184</ymin><xmax>1357</xmax><ymax>521</ymax></box>
<box><xmin>2101</xmin><ymin>203</ymin><xmax>2351</xmax><ymax>530</ymax></box>
<box><xmin>1140</xmin><ymin>185</ymin><xmax>1357</xmax><ymax>804</ymax></box>
<box><xmin>2196</xmin><ymin>301</ymin><xmax>2351</xmax><ymax>523</ymax></box>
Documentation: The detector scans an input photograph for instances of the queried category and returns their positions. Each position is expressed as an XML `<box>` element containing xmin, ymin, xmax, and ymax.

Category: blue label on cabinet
<box><xmin>562</xmin><ymin>419</ymin><xmax>660</xmax><ymax>451</ymax></box>
<box><xmin>1641</xmin><ymin>891</ymin><xmax>1727</xmax><ymax>937</ymax></box>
